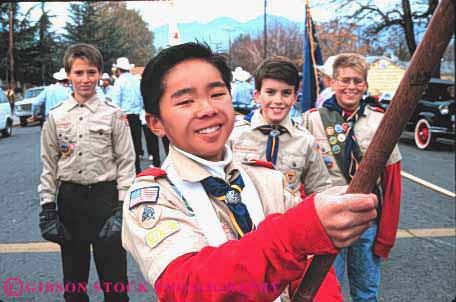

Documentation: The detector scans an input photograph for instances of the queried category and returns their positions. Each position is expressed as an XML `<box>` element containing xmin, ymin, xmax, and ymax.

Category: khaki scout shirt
<box><xmin>229</xmin><ymin>110</ymin><xmax>332</xmax><ymax>195</ymax></box>
<box><xmin>122</xmin><ymin>146</ymin><xmax>299</xmax><ymax>288</ymax></box>
<box><xmin>39</xmin><ymin>95</ymin><xmax>136</xmax><ymax>205</ymax></box>
<box><xmin>302</xmin><ymin>105</ymin><xmax>402</xmax><ymax>186</ymax></box>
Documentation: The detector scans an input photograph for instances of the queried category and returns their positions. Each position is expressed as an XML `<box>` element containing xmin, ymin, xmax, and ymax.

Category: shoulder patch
<box><xmin>129</xmin><ymin>186</ymin><xmax>160</xmax><ymax>209</ymax></box>
<box><xmin>243</xmin><ymin>159</ymin><xmax>274</xmax><ymax>169</ymax></box>
<box><xmin>145</xmin><ymin>220</ymin><xmax>181</xmax><ymax>249</ymax></box>
<box><xmin>137</xmin><ymin>167</ymin><xmax>167</xmax><ymax>178</ymax></box>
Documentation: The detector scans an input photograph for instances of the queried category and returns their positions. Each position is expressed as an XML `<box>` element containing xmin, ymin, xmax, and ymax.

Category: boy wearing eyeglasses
<box><xmin>302</xmin><ymin>53</ymin><xmax>402</xmax><ymax>302</ymax></box>
<box><xmin>121</xmin><ymin>43</ymin><xmax>383</xmax><ymax>302</ymax></box>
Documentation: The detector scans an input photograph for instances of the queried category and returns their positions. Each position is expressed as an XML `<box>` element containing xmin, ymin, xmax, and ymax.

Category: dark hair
<box><xmin>141</xmin><ymin>42</ymin><xmax>232</xmax><ymax>116</ymax></box>
<box><xmin>254</xmin><ymin>56</ymin><xmax>300</xmax><ymax>92</ymax></box>
<box><xmin>63</xmin><ymin>43</ymin><xmax>103</xmax><ymax>73</ymax></box>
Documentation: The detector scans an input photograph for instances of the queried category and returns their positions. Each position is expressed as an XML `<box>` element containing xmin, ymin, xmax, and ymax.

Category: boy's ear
<box><xmin>253</xmin><ymin>89</ymin><xmax>261</xmax><ymax>104</ymax></box>
<box><xmin>145</xmin><ymin>114</ymin><xmax>166</xmax><ymax>137</ymax></box>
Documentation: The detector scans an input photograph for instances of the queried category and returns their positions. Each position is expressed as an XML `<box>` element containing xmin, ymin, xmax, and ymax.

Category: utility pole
<box><xmin>263</xmin><ymin>0</ymin><xmax>267</xmax><ymax>59</ymax></box>
<box><xmin>8</xmin><ymin>2</ymin><xmax>16</xmax><ymax>91</ymax></box>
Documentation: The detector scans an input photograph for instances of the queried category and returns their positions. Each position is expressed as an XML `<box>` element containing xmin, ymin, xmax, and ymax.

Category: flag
<box><xmin>301</xmin><ymin>2</ymin><xmax>323</xmax><ymax>111</ymax></box>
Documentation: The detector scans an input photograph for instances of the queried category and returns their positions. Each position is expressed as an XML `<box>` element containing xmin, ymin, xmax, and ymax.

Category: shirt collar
<box><xmin>250</xmin><ymin>109</ymin><xmax>296</xmax><ymax>136</ymax></box>
<box><xmin>67</xmin><ymin>94</ymin><xmax>100</xmax><ymax>113</ymax></box>
<box><xmin>168</xmin><ymin>145</ymin><xmax>240</xmax><ymax>182</ymax></box>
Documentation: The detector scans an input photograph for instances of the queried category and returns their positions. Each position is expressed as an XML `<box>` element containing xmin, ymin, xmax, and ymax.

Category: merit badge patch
<box><xmin>140</xmin><ymin>206</ymin><xmax>161</xmax><ymax>229</ymax></box>
<box><xmin>329</xmin><ymin>136</ymin><xmax>338</xmax><ymax>145</ymax></box>
<box><xmin>332</xmin><ymin>145</ymin><xmax>341</xmax><ymax>154</ymax></box>
<box><xmin>59</xmin><ymin>143</ymin><xmax>74</xmax><ymax>157</ymax></box>
<box><xmin>145</xmin><ymin>220</ymin><xmax>180</xmax><ymax>249</ymax></box>
<box><xmin>285</xmin><ymin>170</ymin><xmax>298</xmax><ymax>184</ymax></box>
<box><xmin>129</xmin><ymin>186</ymin><xmax>160</xmax><ymax>209</ymax></box>
<box><xmin>325</xmin><ymin>127</ymin><xmax>335</xmax><ymax>136</ymax></box>
<box><xmin>323</xmin><ymin>157</ymin><xmax>334</xmax><ymax>169</ymax></box>
<box><xmin>335</xmin><ymin>124</ymin><xmax>343</xmax><ymax>134</ymax></box>
<box><xmin>337</xmin><ymin>133</ymin><xmax>346</xmax><ymax>142</ymax></box>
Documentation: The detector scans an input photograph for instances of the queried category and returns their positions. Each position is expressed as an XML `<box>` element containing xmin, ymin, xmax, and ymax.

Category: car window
<box><xmin>0</xmin><ymin>89</ymin><xmax>7</xmax><ymax>104</ymax></box>
<box><xmin>422</xmin><ymin>83</ymin><xmax>452</xmax><ymax>101</ymax></box>
<box><xmin>24</xmin><ymin>88</ymin><xmax>45</xmax><ymax>98</ymax></box>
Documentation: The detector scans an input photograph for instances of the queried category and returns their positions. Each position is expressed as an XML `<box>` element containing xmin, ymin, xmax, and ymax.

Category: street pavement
<box><xmin>0</xmin><ymin>126</ymin><xmax>454</xmax><ymax>302</ymax></box>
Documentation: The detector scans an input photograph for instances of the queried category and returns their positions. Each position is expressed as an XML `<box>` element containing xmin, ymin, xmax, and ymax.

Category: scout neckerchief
<box><xmin>244</xmin><ymin>111</ymin><xmax>289</xmax><ymax>165</ymax></box>
<box><xmin>201</xmin><ymin>173</ymin><xmax>255</xmax><ymax>238</ymax></box>
<box><xmin>319</xmin><ymin>95</ymin><xmax>366</xmax><ymax>183</ymax></box>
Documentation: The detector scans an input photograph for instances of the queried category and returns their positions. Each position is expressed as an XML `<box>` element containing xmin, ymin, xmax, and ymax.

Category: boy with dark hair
<box><xmin>122</xmin><ymin>42</ymin><xmax>378</xmax><ymax>302</ymax></box>
<box><xmin>302</xmin><ymin>53</ymin><xmax>402</xmax><ymax>302</ymax></box>
<box><xmin>230</xmin><ymin>56</ymin><xmax>331</xmax><ymax>197</ymax></box>
<box><xmin>39</xmin><ymin>43</ymin><xmax>135</xmax><ymax>302</ymax></box>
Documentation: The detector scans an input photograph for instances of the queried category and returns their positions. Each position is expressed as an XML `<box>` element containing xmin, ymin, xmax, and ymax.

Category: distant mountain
<box><xmin>151</xmin><ymin>15</ymin><xmax>304</xmax><ymax>51</ymax></box>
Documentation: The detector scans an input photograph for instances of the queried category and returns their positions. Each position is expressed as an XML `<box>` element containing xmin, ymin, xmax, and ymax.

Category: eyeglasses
<box><xmin>336</xmin><ymin>77</ymin><xmax>365</xmax><ymax>87</ymax></box>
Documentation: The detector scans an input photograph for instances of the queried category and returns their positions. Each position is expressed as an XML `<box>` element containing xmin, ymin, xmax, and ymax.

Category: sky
<box><xmin>18</xmin><ymin>0</ymin><xmax>342</xmax><ymax>31</ymax></box>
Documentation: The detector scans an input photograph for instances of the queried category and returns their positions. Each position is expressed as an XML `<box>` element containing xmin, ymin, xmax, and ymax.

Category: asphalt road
<box><xmin>0</xmin><ymin>126</ymin><xmax>454</xmax><ymax>302</ymax></box>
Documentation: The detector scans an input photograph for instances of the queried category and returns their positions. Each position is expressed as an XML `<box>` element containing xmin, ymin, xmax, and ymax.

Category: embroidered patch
<box><xmin>325</xmin><ymin>127</ymin><xmax>335</xmax><ymax>136</ymax></box>
<box><xmin>129</xmin><ymin>186</ymin><xmax>160</xmax><ymax>209</ymax></box>
<box><xmin>145</xmin><ymin>221</ymin><xmax>180</xmax><ymax>249</ymax></box>
<box><xmin>323</xmin><ymin>157</ymin><xmax>334</xmax><ymax>169</ymax></box>
<box><xmin>329</xmin><ymin>136</ymin><xmax>338</xmax><ymax>145</ymax></box>
<box><xmin>140</xmin><ymin>206</ymin><xmax>161</xmax><ymax>229</ymax></box>
<box><xmin>59</xmin><ymin>143</ymin><xmax>74</xmax><ymax>157</ymax></box>
<box><xmin>335</xmin><ymin>124</ymin><xmax>343</xmax><ymax>133</ymax></box>
<box><xmin>342</xmin><ymin>123</ymin><xmax>349</xmax><ymax>132</ymax></box>
<box><xmin>285</xmin><ymin>170</ymin><xmax>298</xmax><ymax>184</ymax></box>
<box><xmin>337</xmin><ymin>133</ymin><xmax>346</xmax><ymax>142</ymax></box>
<box><xmin>332</xmin><ymin>145</ymin><xmax>341</xmax><ymax>154</ymax></box>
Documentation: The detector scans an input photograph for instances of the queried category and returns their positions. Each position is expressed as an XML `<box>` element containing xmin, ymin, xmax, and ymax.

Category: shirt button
<box><xmin>78</xmin><ymin>152</ymin><xmax>82</xmax><ymax>156</ymax></box>
<box><xmin>79</xmin><ymin>117</ymin><xmax>83</xmax><ymax>121</ymax></box>
<box><xmin>79</xmin><ymin>104</ymin><xmax>84</xmax><ymax>108</ymax></box>
<box><xmin>79</xmin><ymin>134</ymin><xmax>83</xmax><ymax>138</ymax></box>
<box><xmin>78</xmin><ymin>170</ymin><xmax>82</xmax><ymax>174</ymax></box>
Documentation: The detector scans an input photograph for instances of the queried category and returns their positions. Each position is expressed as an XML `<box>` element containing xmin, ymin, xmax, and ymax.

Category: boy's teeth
<box><xmin>198</xmin><ymin>126</ymin><xmax>220</xmax><ymax>134</ymax></box>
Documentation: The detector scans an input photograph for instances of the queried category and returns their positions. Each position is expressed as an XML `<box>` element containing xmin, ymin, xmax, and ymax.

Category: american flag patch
<box><xmin>129</xmin><ymin>186</ymin><xmax>160</xmax><ymax>209</ymax></box>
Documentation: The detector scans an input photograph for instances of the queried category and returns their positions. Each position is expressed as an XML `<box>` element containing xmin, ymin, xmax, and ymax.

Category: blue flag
<box><xmin>301</xmin><ymin>4</ymin><xmax>323</xmax><ymax>112</ymax></box>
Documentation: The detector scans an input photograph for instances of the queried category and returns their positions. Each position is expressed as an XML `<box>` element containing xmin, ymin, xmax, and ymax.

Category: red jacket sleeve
<box><xmin>374</xmin><ymin>161</ymin><xmax>402</xmax><ymax>258</ymax></box>
<box><xmin>155</xmin><ymin>194</ymin><xmax>341</xmax><ymax>302</ymax></box>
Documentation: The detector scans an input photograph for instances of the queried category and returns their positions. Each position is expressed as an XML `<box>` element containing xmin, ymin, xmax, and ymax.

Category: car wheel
<box><xmin>1</xmin><ymin>119</ymin><xmax>12</xmax><ymax>137</ymax></box>
<box><xmin>414</xmin><ymin>119</ymin><xmax>435</xmax><ymax>150</ymax></box>
<box><xmin>20</xmin><ymin>116</ymin><xmax>28</xmax><ymax>127</ymax></box>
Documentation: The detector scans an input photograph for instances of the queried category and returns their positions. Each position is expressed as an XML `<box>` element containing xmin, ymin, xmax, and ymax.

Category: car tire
<box><xmin>414</xmin><ymin>118</ymin><xmax>435</xmax><ymax>150</ymax></box>
<box><xmin>20</xmin><ymin>116</ymin><xmax>28</xmax><ymax>127</ymax></box>
<box><xmin>1</xmin><ymin>119</ymin><xmax>12</xmax><ymax>137</ymax></box>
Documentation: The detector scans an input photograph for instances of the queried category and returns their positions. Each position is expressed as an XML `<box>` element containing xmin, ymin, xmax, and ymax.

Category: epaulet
<box><xmin>50</xmin><ymin>102</ymin><xmax>64</xmax><ymax>111</ymax></box>
<box><xmin>136</xmin><ymin>167</ymin><xmax>167</xmax><ymax>178</ymax></box>
<box><xmin>234</xmin><ymin>119</ymin><xmax>250</xmax><ymax>127</ymax></box>
<box><xmin>104</xmin><ymin>99</ymin><xmax>118</xmax><ymax>108</ymax></box>
<box><xmin>368</xmin><ymin>104</ymin><xmax>385</xmax><ymax>113</ymax></box>
<box><xmin>242</xmin><ymin>159</ymin><xmax>274</xmax><ymax>169</ymax></box>
<box><xmin>308</xmin><ymin>107</ymin><xmax>318</xmax><ymax>113</ymax></box>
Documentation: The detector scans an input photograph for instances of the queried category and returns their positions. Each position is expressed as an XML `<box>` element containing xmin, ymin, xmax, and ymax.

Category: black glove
<box><xmin>39</xmin><ymin>203</ymin><xmax>71</xmax><ymax>244</ymax></box>
<box><xmin>98</xmin><ymin>201</ymin><xmax>123</xmax><ymax>240</ymax></box>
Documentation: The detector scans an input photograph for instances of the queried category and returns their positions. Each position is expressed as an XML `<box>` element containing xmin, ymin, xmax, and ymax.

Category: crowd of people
<box><xmin>37</xmin><ymin>42</ymin><xmax>402</xmax><ymax>302</ymax></box>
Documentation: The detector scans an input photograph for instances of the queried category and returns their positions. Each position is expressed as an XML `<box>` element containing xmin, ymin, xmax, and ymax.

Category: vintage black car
<box><xmin>380</xmin><ymin>78</ymin><xmax>455</xmax><ymax>150</ymax></box>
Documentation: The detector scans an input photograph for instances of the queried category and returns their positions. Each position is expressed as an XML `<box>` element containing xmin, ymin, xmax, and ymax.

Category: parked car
<box><xmin>379</xmin><ymin>78</ymin><xmax>455</xmax><ymax>150</ymax></box>
<box><xmin>0</xmin><ymin>88</ymin><xmax>13</xmax><ymax>138</ymax></box>
<box><xmin>14</xmin><ymin>86</ymin><xmax>45</xmax><ymax>127</ymax></box>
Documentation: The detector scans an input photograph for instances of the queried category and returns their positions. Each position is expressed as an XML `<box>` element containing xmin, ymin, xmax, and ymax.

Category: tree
<box><xmin>64</xmin><ymin>2</ymin><xmax>155</xmax><ymax>73</ymax></box>
<box><xmin>230</xmin><ymin>23</ymin><xmax>304</xmax><ymax>73</ymax></box>
<box><xmin>328</xmin><ymin>0</ymin><xmax>438</xmax><ymax>58</ymax></box>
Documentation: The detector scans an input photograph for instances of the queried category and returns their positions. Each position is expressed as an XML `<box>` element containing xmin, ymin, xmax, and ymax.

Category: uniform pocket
<box><xmin>88</xmin><ymin>125</ymin><xmax>112</xmax><ymax>155</ymax></box>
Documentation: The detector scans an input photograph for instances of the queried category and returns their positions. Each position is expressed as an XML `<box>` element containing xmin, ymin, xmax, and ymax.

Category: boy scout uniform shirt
<box><xmin>302</xmin><ymin>105</ymin><xmax>402</xmax><ymax>186</ymax></box>
<box><xmin>122</xmin><ymin>146</ymin><xmax>300</xmax><ymax>288</ymax></box>
<box><xmin>39</xmin><ymin>95</ymin><xmax>136</xmax><ymax>205</ymax></box>
<box><xmin>229</xmin><ymin>110</ymin><xmax>332</xmax><ymax>195</ymax></box>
